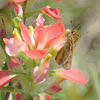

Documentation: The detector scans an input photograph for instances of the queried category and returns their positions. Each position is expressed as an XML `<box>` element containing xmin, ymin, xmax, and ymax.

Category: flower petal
<box><xmin>20</xmin><ymin>23</ymin><xmax>33</xmax><ymax>46</ymax></box>
<box><xmin>9</xmin><ymin>59</ymin><xmax>19</xmax><ymax>70</ymax></box>
<box><xmin>49</xmin><ymin>84</ymin><xmax>62</xmax><ymax>93</ymax></box>
<box><xmin>46</xmin><ymin>22</ymin><xmax>65</xmax><ymax>41</ymax></box>
<box><xmin>45</xmin><ymin>94</ymin><xmax>51</xmax><ymax>100</ymax></box>
<box><xmin>33</xmin><ymin>66</ymin><xmax>44</xmax><ymax>83</ymax></box>
<box><xmin>0</xmin><ymin>70</ymin><xmax>17</xmax><ymax>88</ymax></box>
<box><xmin>13</xmin><ymin>3</ymin><xmax>23</xmax><ymax>17</ymax></box>
<box><xmin>44</xmin><ymin>33</ymin><xmax>63</xmax><ymax>47</ymax></box>
<box><xmin>58</xmin><ymin>67</ymin><xmax>88</xmax><ymax>83</ymax></box>
<box><xmin>35</xmin><ymin>14</ymin><xmax>45</xmax><ymax>26</ymax></box>
<box><xmin>34</xmin><ymin>25</ymin><xmax>47</xmax><ymax>43</ymax></box>
<box><xmin>13</xmin><ymin>0</ymin><xmax>26</xmax><ymax>3</ymax></box>
<box><xmin>25</xmin><ymin>49</ymin><xmax>48</xmax><ymax>60</ymax></box>
<box><xmin>41</xmin><ymin>7</ymin><xmax>61</xmax><ymax>19</ymax></box>
<box><xmin>5</xmin><ymin>42</ymin><xmax>26</xmax><ymax>56</ymax></box>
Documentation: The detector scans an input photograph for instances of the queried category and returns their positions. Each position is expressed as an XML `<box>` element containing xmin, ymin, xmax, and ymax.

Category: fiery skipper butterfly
<box><xmin>55</xmin><ymin>29</ymin><xmax>80</xmax><ymax>69</ymax></box>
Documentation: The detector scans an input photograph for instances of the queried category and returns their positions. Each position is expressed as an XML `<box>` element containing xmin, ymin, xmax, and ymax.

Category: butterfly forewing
<box><xmin>55</xmin><ymin>29</ymin><xmax>80</xmax><ymax>69</ymax></box>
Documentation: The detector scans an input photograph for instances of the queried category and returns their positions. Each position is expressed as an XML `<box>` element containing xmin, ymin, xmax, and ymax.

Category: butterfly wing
<box><xmin>55</xmin><ymin>36</ymin><xmax>73</xmax><ymax>69</ymax></box>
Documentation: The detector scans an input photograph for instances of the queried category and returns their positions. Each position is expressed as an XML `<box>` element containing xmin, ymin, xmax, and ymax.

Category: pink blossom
<box><xmin>20</xmin><ymin>22</ymin><xmax>65</xmax><ymax>59</ymax></box>
<box><xmin>0</xmin><ymin>70</ymin><xmax>17</xmax><ymax>88</ymax></box>
<box><xmin>57</xmin><ymin>67</ymin><xmax>88</xmax><ymax>83</ymax></box>
<box><xmin>41</xmin><ymin>7</ymin><xmax>61</xmax><ymax>19</ymax></box>
<box><xmin>35</xmin><ymin>14</ymin><xmax>45</xmax><ymax>26</ymax></box>
<box><xmin>13</xmin><ymin>3</ymin><xmax>23</xmax><ymax>17</ymax></box>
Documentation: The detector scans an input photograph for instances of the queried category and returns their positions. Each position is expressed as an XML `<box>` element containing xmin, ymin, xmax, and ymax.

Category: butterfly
<box><xmin>55</xmin><ymin>29</ymin><xmax>80</xmax><ymax>69</ymax></box>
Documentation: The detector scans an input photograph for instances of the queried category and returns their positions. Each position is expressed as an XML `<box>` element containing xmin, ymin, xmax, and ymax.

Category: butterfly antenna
<box><xmin>72</xmin><ymin>24</ymin><xmax>81</xmax><ymax>31</ymax></box>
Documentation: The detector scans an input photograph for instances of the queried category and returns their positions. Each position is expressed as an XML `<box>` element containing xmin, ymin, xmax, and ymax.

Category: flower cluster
<box><xmin>0</xmin><ymin>0</ymin><xmax>88</xmax><ymax>100</ymax></box>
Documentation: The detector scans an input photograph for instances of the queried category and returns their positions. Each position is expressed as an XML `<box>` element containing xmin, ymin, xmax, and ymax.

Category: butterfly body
<box><xmin>55</xmin><ymin>30</ymin><xmax>80</xmax><ymax>69</ymax></box>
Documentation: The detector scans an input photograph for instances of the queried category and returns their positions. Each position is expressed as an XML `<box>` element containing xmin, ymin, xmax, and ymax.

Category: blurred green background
<box><xmin>0</xmin><ymin>0</ymin><xmax>100</xmax><ymax>100</ymax></box>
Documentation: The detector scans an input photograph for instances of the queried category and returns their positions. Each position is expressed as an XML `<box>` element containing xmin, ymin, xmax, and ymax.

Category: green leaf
<box><xmin>12</xmin><ymin>18</ymin><xmax>22</xmax><ymax>31</ymax></box>
<box><xmin>24</xmin><ymin>0</ymin><xmax>35</xmax><ymax>13</ymax></box>
<box><xmin>0</xmin><ymin>92</ymin><xmax>6</xmax><ymax>100</ymax></box>
<box><xmin>10</xmin><ymin>71</ymin><xmax>33</xmax><ymax>81</ymax></box>
<box><xmin>49</xmin><ymin>70</ymin><xmax>61</xmax><ymax>77</ymax></box>
<box><xmin>2</xmin><ymin>60</ymin><xmax>8</xmax><ymax>70</ymax></box>
<box><xmin>0</xmin><ymin>86</ymin><xmax>14</xmax><ymax>92</ymax></box>
<box><xmin>24</xmin><ymin>10</ymin><xmax>42</xmax><ymax>18</ymax></box>
<box><xmin>0</xmin><ymin>38</ymin><xmax>11</xmax><ymax>69</ymax></box>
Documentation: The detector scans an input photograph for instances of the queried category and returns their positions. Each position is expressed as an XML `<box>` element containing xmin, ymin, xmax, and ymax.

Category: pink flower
<box><xmin>33</xmin><ymin>54</ymin><xmax>51</xmax><ymax>83</ymax></box>
<box><xmin>9</xmin><ymin>58</ymin><xmax>19</xmax><ymax>70</ymax></box>
<box><xmin>13</xmin><ymin>3</ymin><xmax>23</xmax><ymax>17</ymax></box>
<box><xmin>0</xmin><ymin>70</ymin><xmax>17</xmax><ymax>88</ymax></box>
<box><xmin>13</xmin><ymin>0</ymin><xmax>26</xmax><ymax>3</ymax></box>
<box><xmin>35</xmin><ymin>14</ymin><xmax>45</xmax><ymax>26</ymax></box>
<box><xmin>40</xmin><ymin>7</ymin><xmax>61</xmax><ymax>19</ymax></box>
<box><xmin>20</xmin><ymin>22</ymin><xmax>65</xmax><ymax>59</ymax></box>
<box><xmin>3</xmin><ymin>28</ymin><xmax>28</xmax><ymax>56</ymax></box>
<box><xmin>33</xmin><ymin>63</ymin><xmax>49</xmax><ymax>83</ymax></box>
<box><xmin>15</xmin><ymin>93</ymin><xmax>22</xmax><ymax>100</ymax></box>
<box><xmin>57</xmin><ymin>67</ymin><xmax>88</xmax><ymax>83</ymax></box>
<box><xmin>3</xmin><ymin>38</ymin><xmax>26</xmax><ymax>56</ymax></box>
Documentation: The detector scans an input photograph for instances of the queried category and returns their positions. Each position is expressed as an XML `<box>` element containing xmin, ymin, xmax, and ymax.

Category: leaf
<box><xmin>0</xmin><ymin>86</ymin><xmax>14</xmax><ymax>92</ymax></box>
<box><xmin>24</xmin><ymin>10</ymin><xmax>42</xmax><ymax>18</ymax></box>
<box><xmin>24</xmin><ymin>0</ymin><xmax>35</xmax><ymax>13</ymax></box>
<box><xmin>0</xmin><ymin>38</ymin><xmax>11</xmax><ymax>68</ymax></box>
<box><xmin>13</xmin><ymin>18</ymin><xmax>22</xmax><ymax>31</ymax></box>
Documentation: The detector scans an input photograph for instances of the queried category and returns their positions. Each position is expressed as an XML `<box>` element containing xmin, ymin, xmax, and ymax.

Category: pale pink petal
<box><xmin>34</xmin><ymin>25</ymin><xmax>47</xmax><ymax>43</ymax></box>
<box><xmin>42</xmin><ymin>63</ymin><xmax>49</xmax><ymax>79</ymax></box>
<box><xmin>35</xmin><ymin>14</ymin><xmax>45</xmax><ymax>26</ymax></box>
<box><xmin>33</xmin><ymin>66</ymin><xmax>44</xmax><ymax>83</ymax></box>
<box><xmin>3</xmin><ymin>38</ymin><xmax>14</xmax><ymax>45</ymax></box>
<box><xmin>5</xmin><ymin>42</ymin><xmax>26</xmax><ymax>56</ymax></box>
<box><xmin>58</xmin><ymin>67</ymin><xmax>88</xmax><ymax>83</ymax></box>
<box><xmin>0</xmin><ymin>70</ymin><xmax>17</xmax><ymax>88</ymax></box>
<box><xmin>25</xmin><ymin>49</ymin><xmax>48</xmax><ymax>60</ymax></box>
<box><xmin>20</xmin><ymin>23</ymin><xmax>33</xmax><ymax>46</ymax></box>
